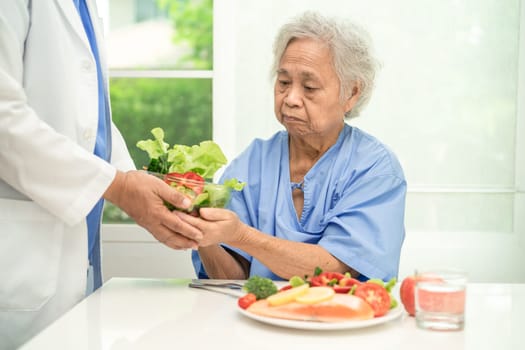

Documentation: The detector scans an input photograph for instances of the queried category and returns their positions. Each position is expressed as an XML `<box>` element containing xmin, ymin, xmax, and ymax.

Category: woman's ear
<box><xmin>343</xmin><ymin>82</ymin><xmax>362</xmax><ymax>113</ymax></box>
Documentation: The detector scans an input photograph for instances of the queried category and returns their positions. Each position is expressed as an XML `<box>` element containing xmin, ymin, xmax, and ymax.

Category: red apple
<box><xmin>400</xmin><ymin>274</ymin><xmax>446</xmax><ymax>316</ymax></box>
<box><xmin>400</xmin><ymin>275</ymin><xmax>416</xmax><ymax>316</ymax></box>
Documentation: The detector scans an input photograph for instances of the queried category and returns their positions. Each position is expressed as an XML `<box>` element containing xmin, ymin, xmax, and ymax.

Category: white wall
<box><xmin>212</xmin><ymin>0</ymin><xmax>525</xmax><ymax>283</ymax></box>
<box><xmin>103</xmin><ymin>0</ymin><xmax>525</xmax><ymax>284</ymax></box>
<box><xmin>102</xmin><ymin>225</ymin><xmax>196</xmax><ymax>282</ymax></box>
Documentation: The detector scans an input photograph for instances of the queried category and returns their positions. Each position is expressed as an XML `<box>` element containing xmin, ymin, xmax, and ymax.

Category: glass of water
<box><xmin>414</xmin><ymin>268</ymin><xmax>467</xmax><ymax>331</ymax></box>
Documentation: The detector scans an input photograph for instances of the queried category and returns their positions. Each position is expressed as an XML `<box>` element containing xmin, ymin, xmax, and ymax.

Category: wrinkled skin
<box><xmin>104</xmin><ymin>170</ymin><xmax>203</xmax><ymax>250</ymax></box>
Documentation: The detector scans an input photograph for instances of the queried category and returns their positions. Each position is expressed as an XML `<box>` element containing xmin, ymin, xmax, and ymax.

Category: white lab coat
<box><xmin>0</xmin><ymin>1</ymin><xmax>134</xmax><ymax>348</ymax></box>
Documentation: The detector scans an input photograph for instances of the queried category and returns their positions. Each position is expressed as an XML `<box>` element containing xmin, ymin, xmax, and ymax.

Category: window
<box><xmin>100</xmin><ymin>0</ymin><xmax>213</xmax><ymax>222</ymax></box>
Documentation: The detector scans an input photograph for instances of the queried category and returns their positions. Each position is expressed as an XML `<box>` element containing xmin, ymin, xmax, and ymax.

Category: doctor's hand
<box><xmin>103</xmin><ymin>170</ymin><xmax>203</xmax><ymax>250</ymax></box>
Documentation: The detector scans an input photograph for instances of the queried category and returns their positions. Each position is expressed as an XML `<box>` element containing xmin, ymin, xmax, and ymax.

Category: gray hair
<box><xmin>271</xmin><ymin>11</ymin><xmax>380</xmax><ymax>119</ymax></box>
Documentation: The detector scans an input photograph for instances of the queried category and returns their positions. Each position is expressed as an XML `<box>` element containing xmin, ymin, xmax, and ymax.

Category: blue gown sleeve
<box><xmin>319</xmin><ymin>172</ymin><xmax>406</xmax><ymax>281</ymax></box>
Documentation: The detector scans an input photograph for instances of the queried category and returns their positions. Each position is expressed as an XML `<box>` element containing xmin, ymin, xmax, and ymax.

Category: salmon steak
<box><xmin>246</xmin><ymin>294</ymin><xmax>375</xmax><ymax>322</ymax></box>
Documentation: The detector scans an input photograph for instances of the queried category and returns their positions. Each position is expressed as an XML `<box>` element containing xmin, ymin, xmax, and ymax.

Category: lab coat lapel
<box><xmin>54</xmin><ymin>0</ymin><xmax>91</xmax><ymax>53</ymax></box>
<box><xmin>85</xmin><ymin>0</ymin><xmax>109</xmax><ymax>78</ymax></box>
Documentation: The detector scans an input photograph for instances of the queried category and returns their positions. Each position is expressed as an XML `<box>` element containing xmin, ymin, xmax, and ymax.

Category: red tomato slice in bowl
<box><xmin>164</xmin><ymin>172</ymin><xmax>205</xmax><ymax>194</ymax></box>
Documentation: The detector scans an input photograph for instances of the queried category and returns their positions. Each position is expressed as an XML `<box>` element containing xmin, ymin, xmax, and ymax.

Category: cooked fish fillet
<box><xmin>246</xmin><ymin>294</ymin><xmax>374</xmax><ymax>322</ymax></box>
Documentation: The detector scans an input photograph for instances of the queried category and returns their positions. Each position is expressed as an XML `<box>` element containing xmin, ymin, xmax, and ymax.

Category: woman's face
<box><xmin>274</xmin><ymin>38</ymin><xmax>356</xmax><ymax>140</ymax></box>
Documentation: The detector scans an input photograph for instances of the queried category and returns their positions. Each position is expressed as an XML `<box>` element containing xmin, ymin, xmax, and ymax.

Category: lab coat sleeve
<box><xmin>110</xmin><ymin>122</ymin><xmax>136</xmax><ymax>171</ymax></box>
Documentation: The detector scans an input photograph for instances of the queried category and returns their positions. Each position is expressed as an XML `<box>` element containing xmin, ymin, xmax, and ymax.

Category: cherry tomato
<box><xmin>238</xmin><ymin>293</ymin><xmax>257</xmax><ymax>309</ymax></box>
<box><xmin>354</xmin><ymin>283</ymin><xmax>391</xmax><ymax>317</ymax></box>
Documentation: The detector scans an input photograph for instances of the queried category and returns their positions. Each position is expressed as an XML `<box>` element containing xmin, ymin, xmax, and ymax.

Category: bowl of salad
<box><xmin>137</xmin><ymin>127</ymin><xmax>245</xmax><ymax>214</ymax></box>
<box><xmin>159</xmin><ymin>171</ymin><xmax>241</xmax><ymax>212</ymax></box>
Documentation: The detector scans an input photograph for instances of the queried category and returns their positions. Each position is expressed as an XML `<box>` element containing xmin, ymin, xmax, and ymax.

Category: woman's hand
<box><xmin>173</xmin><ymin>207</ymin><xmax>245</xmax><ymax>247</ymax></box>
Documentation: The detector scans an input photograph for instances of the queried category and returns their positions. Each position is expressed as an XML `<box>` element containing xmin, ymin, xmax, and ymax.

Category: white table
<box><xmin>21</xmin><ymin>278</ymin><xmax>525</xmax><ymax>350</ymax></box>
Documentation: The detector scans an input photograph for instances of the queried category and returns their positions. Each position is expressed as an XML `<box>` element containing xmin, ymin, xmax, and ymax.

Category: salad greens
<box><xmin>137</xmin><ymin>127</ymin><xmax>228</xmax><ymax>179</ymax></box>
<box><xmin>137</xmin><ymin>127</ymin><xmax>245</xmax><ymax>211</ymax></box>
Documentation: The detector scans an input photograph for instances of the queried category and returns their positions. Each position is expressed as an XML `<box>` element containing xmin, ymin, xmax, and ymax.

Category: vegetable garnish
<box><xmin>238</xmin><ymin>293</ymin><xmax>257</xmax><ymax>310</ymax></box>
<box><xmin>275</xmin><ymin>267</ymin><xmax>399</xmax><ymax>317</ymax></box>
<box><xmin>242</xmin><ymin>276</ymin><xmax>278</xmax><ymax>300</ymax></box>
<box><xmin>137</xmin><ymin>127</ymin><xmax>246</xmax><ymax>212</ymax></box>
<box><xmin>238</xmin><ymin>274</ymin><xmax>376</xmax><ymax>323</ymax></box>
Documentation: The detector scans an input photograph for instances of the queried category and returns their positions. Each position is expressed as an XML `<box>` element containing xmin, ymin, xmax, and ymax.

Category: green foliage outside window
<box><xmin>157</xmin><ymin>0</ymin><xmax>213</xmax><ymax>69</ymax></box>
<box><xmin>103</xmin><ymin>78</ymin><xmax>212</xmax><ymax>223</ymax></box>
<box><xmin>103</xmin><ymin>0</ymin><xmax>213</xmax><ymax>223</ymax></box>
<box><xmin>110</xmin><ymin>78</ymin><xmax>212</xmax><ymax>169</ymax></box>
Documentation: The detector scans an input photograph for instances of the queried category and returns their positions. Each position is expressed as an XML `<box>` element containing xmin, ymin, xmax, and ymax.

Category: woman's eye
<box><xmin>304</xmin><ymin>86</ymin><xmax>317</xmax><ymax>92</ymax></box>
<box><xmin>278</xmin><ymin>80</ymin><xmax>290</xmax><ymax>87</ymax></box>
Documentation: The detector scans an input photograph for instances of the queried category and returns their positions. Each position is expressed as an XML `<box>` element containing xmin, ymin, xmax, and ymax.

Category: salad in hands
<box><xmin>137</xmin><ymin>127</ymin><xmax>245</xmax><ymax>214</ymax></box>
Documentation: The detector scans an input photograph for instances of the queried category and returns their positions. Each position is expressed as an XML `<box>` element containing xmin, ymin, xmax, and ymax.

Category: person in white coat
<box><xmin>0</xmin><ymin>1</ymin><xmax>203</xmax><ymax>349</ymax></box>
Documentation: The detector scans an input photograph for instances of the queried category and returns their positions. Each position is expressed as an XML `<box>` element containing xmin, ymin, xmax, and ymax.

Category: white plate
<box><xmin>238</xmin><ymin>304</ymin><xmax>404</xmax><ymax>330</ymax></box>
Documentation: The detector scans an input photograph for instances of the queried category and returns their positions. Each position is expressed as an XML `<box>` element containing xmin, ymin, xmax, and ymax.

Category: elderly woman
<box><xmin>178</xmin><ymin>11</ymin><xmax>406</xmax><ymax>282</ymax></box>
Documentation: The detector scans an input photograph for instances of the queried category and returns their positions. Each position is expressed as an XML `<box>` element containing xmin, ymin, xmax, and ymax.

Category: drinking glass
<box><xmin>414</xmin><ymin>268</ymin><xmax>467</xmax><ymax>331</ymax></box>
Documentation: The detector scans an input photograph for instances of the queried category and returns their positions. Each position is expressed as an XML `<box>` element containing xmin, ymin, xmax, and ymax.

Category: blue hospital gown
<box><xmin>192</xmin><ymin>124</ymin><xmax>406</xmax><ymax>281</ymax></box>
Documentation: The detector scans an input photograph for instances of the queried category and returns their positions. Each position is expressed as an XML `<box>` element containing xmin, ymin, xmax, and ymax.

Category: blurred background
<box><xmin>98</xmin><ymin>0</ymin><xmax>525</xmax><ymax>284</ymax></box>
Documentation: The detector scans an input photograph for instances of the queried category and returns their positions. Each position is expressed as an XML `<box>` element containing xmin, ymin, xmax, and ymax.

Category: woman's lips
<box><xmin>282</xmin><ymin>114</ymin><xmax>303</xmax><ymax>123</ymax></box>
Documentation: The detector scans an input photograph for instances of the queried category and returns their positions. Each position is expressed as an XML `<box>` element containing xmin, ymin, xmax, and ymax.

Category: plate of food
<box><xmin>236</xmin><ymin>272</ymin><xmax>404</xmax><ymax>330</ymax></box>
<box><xmin>238</xmin><ymin>301</ymin><xmax>403</xmax><ymax>330</ymax></box>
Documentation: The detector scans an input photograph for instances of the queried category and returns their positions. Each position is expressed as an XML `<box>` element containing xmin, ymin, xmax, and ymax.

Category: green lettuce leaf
<box><xmin>136</xmin><ymin>127</ymin><xmax>169</xmax><ymax>160</ymax></box>
<box><xmin>167</xmin><ymin>141</ymin><xmax>227</xmax><ymax>179</ymax></box>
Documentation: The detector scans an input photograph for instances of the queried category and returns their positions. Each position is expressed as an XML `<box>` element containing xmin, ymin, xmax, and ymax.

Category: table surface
<box><xmin>21</xmin><ymin>278</ymin><xmax>525</xmax><ymax>350</ymax></box>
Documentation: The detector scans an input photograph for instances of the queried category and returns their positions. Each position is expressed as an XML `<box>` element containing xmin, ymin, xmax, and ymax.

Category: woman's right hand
<box><xmin>173</xmin><ymin>207</ymin><xmax>245</xmax><ymax>247</ymax></box>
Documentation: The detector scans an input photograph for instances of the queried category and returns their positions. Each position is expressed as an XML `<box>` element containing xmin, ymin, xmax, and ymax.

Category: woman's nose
<box><xmin>284</xmin><ymin>86</ymin><xmax>302</xmax><ymax>107</ymax></box>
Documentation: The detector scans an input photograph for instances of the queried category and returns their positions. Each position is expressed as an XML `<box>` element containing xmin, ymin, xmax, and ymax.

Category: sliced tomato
<box><xmin>308</xmin><ymin>276</ymin><xmax>324</xmax><ymax>287</ymax></box>
<box><xmin>331</xmin><ymin>277</ymin><xmax>361</xmax><ymax>293</ymax></box>
<box><xmin>163</xmin><ymin>172</ymin><xmax>184</xmax><ymax>184</ymax></box>
<box><xmin>354</xmin><ymin>283</ymin><xmax>391</xmax><ymax>317</ymax></box>
<box><xmin>238</xmin><ymin>293</ymin><xmax>257</xmax><ymax>309</ymax></box>
<box><xmin>333</xmin><ymin>286</ymin><xmax>352</xmax><ymax>293</ymax></box>
<box><xmin>279</xmin><ymin>285</ymin><xmax>293</xmax><ymax>292</ymax></box>
<box><xmin>309</xmin><ymin>272</ymin><xmax>345</xmax><ymax>287</ymax></box>
<box><xmin>320</xmin><ymin>272</ymin><xmax>344</xmax><ymax>279</ymax></box>
<box><xmin>164</xmin><ymin>171</ymin><xmax>205</xmax><ymax>194</ymax></box>
<box><xmin>338</xmin><ymin>277</ymin><xmax>361</xmax><ymax>287</ymax></box>
<box><xmin>183</xmin><ymin>171</ymin><xmax>205</xmax><ymax>182</ymax></box>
